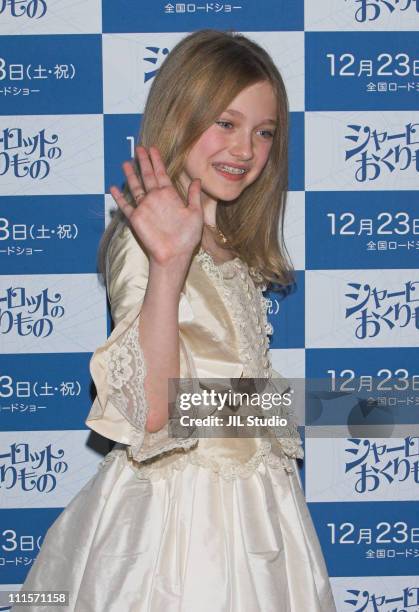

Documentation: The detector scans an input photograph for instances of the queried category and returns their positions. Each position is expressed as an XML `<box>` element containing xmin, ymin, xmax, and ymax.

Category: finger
<box><xmin>148</xmin><ymin>146</ymin><xmax>172</xmax><ymax>188</ymax></box>
<box><xmin>136</xmin><ymin>145</ymin><xmax>158</xmax><ymax>192</ymax></box>
<box><xmin>122</xmin><ymin>160</ymin><xmax>146</xmax><ymax>205</ymax></box>
<box><xmin>110</xmin><ymin>185</ymin><xmax>133</xmax><ymax>220</ymax></box>
<box><xmin>187</xmin><ymin>178</ymin><xmax>202</xmax><ymax>211</ymax></box>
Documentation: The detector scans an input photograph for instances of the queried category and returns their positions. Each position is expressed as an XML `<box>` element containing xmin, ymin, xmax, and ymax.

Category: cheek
<box><xmin>254</xmin><ymin>143</ymin><xmax>273</xmax><ymax>171</ymax></box>
<box><xmin>262</xmin><ymin>140</ymin><xmax>274</xmax><ymax>160</ymax></box>
<box><xmin>195</xmin><ymin>128</ymin><xmax>226</xmax><ymax>158</ymax></box>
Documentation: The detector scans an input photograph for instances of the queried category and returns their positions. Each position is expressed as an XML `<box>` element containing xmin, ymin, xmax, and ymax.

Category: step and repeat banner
<box><xmin>1</xmin><ymin>1</ymin><xmax>418</xmax><ymax>610</ymax></box>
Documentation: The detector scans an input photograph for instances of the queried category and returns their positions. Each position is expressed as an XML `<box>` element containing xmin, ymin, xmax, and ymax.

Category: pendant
<box><xmin>205</xmin><ymin>223</ymin><xmax>228</xmax><ymax>244</ymax></box>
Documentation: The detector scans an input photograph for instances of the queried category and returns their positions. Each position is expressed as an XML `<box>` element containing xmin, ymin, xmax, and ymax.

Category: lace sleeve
<box><xmin>273</xmin><ymin>378</ymin><xmax>304</xmax><ymax>459</ymax></box>
<box><xmin>86</xmin><ymin>304</ymin><xmax>148</xmax><ymax>456</ymax></box>
<box><xmin>86</xmin><ymin>300</ymin><xmax>199</xmax><ymax>463</ymax></box>
<box><xmin>268</xmin><ymin>375</ymin><xmax>304</xmax><ymax>460</ymax></box>
<box><xmin>86</xmin><ymin>221</ymin><xmax>199</xmax><ymax>462</ymax></box>
<box><xmin>101</xmin><ymin>314</ymin><xmax>148</xmax><ymax>435</ymax></box>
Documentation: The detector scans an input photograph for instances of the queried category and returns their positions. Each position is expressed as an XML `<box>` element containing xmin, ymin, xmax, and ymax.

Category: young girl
<box><xmin>15</xmin><ymin>30</ymin><xmax>337</xmax><ymax>611</ymax></box>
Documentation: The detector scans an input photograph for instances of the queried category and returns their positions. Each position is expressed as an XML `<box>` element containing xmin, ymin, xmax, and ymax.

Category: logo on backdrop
<box><xmin>344</xmin><ymin>584</ymin><xmax>419</xmax><ymax>609</ymax></box>
<box><xmin>0</xmin><ymin>286</ymin><xmax>65</xmax><ymax>337</ymax></box>
<box><xmin>0</xmin><ymin>127</ymin><xmax>61</xmax><ymax>179</ymax></box>
<box><xmin>345</xmin><ymin>122</ymin><xmax>418</xmax><ymax>182</ymax></box>
<box><xmin>346</xmin><ymin>0</ymin><xmax>419</xmax><ymax>23</ymax></box>
<box><xmin>345</xmin><ymin>280</ymin><xmax>419</xmax><ymax>339</ymax></box>
<box><xmin>143</xmin><ymin>46</ymin><xmax>170</xmax><ymax>82</ymax></box>
<box><xmin>345</xmin><ymin>436</ymin><xmax>419</xmax><ymax>493</ymax></box>
<box><xmin>0</xmin><ymin>0</ymin><xmax>47</xmax><ymax>19</ymax></box>
<box><xmin>0</xmin><ymin>442</ymin><xmax>68</xmax><ymax>492</ymax></box>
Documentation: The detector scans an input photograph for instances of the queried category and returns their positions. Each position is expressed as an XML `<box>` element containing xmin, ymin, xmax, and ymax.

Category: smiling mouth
<box><xmin>212</xmin><ymin>163</ymin><xmax>248</xmax><ymax>175</ymax></box>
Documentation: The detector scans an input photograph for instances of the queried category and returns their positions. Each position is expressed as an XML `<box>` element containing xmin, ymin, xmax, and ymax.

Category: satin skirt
<box><xmin>13</xmin><ymin>447</ymin><xmax>337</xmax><ymax>612</ymax></box>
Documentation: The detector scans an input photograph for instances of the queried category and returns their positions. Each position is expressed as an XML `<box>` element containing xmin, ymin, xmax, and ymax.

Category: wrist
<box><xmin>147</xmin><ymin>255</ymin><xmax>191</xmax><ymax>297</ymax></box>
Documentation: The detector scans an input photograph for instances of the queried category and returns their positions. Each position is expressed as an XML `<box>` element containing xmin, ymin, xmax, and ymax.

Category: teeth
<box><xmin>214</xmin><ymin>164</ymin><xmax>246</xmax><ymax>175</ymax></box>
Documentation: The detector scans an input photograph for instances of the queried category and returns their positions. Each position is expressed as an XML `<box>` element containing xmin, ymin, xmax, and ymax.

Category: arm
<box><xmin>86</xmin><ymin>220</ymin><xmax>199</xmax><ymax>462</ymax></box>
<box><xmin>139</xmin><ymin>255</ymin><xmax>191</xmax><ymax>433</ymax></box>
<box><xmin>108</xmin><ymin>145</ymin><xmax>203</xmax><ymax>434</ymax></box>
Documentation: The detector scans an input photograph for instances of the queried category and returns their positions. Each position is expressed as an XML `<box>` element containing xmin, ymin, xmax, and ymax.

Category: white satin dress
<box><xmin>14</xmin><ymin>223</ymin><xmax>337</xmax><ymax>612</ymax></box>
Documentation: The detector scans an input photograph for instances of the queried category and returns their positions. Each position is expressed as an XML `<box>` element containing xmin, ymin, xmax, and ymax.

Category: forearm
<box><xmin>139</xmin><ymin>256</ymin><xmax>191</xmax><ymax>433</ymax></box>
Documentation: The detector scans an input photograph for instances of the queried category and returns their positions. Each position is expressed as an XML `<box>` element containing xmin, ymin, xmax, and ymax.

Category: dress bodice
<box><xmin>195</xmin><ymin>247</ymin><xmax>273</xmax><ymax>379</ymax></box>
<box><xmin>120</xmin><ymin>248</ymin><xmax>303</xmax><ymax>482</ymax></box>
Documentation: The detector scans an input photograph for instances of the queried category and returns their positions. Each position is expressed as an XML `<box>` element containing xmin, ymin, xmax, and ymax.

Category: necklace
<box><xmin>204</xmin><ymin>223</ymin><xmax>228</xmax><ymax>244</ymax></box>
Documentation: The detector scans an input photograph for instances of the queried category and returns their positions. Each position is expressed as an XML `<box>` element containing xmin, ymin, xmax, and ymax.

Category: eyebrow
<box><xmin>223</xmin><ymin>108</ymin><xmax>277</xmax><ymax>125</ymax></box>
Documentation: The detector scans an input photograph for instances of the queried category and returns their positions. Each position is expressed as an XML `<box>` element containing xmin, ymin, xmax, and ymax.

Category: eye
<box><xmin>215</xmin><ymin>120</ymin><xmax>233</xmax><ymax>129</ymax></box>
<box><xmin>258</xmin><ymin>129</ymin><xmax>275</xmax><ymax>139</ymax></box>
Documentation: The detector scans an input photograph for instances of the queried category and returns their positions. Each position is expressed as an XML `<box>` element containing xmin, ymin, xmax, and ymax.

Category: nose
<box><xmin>229</xmin><ymin>129</ymin><xmax>254</xmax><ymax>161</ymax></box>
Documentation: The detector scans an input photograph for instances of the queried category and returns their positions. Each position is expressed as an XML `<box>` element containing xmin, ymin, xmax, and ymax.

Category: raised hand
<box><xmin>110</xmin><ymin>145</ymin><xmax>204</xmax><ymax>267</ymax></box>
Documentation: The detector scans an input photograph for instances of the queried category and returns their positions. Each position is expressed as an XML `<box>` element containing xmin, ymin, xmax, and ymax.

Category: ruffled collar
<box><xmin>197</xmin><ymin>245</ymin><xmax>241</xmax><ymax>267</ymax></box>
<box><xmin>196</xmin><ymin>246</ymin><xmax>264</xmax><ymax>284</ymax></box>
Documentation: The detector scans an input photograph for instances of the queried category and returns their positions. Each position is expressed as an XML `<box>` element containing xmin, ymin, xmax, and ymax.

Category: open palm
<box><xmin>110</xmin><ymin>145</ymin><xmax>204</xmax><ymax>266</ymax></box>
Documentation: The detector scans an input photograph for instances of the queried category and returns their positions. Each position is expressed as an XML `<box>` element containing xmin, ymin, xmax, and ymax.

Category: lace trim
<box><xmin>103</xmin><ymin>320</ymin><xmax>147</xmax><ymax>434</ymax></box>
<box><xmin>196</xmin><ymin>247</ymin><xmax>273</xmax><ymax>379</ymax></box>
<box><xmin>97</xmin><ymin>441</ymin><xmax>298</xmax><ymax>482</ymax></box>
<box><xmin>196</xmin><ymin>247</ymin><xmax>304</xmax><ymax>461</ymax></box>
<box><xmin>128</xmin><ymin>432</ymin><xmax>198</xmax><ymax>464</ymax></box>
<box><xmin>102</xmin><ymin>319</ymin><xmax>199</xmax><ymax>463</ymax></box>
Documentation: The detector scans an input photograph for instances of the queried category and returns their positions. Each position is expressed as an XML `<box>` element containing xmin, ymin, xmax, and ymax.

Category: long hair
<box><xmin>98</xmin><ymin>29</ymin><xmax>295</xmax><ymax>288</ymax></box>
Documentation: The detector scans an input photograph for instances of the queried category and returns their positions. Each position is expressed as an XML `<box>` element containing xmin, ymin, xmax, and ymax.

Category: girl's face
<box><xmin>179</xmin><ymin>80</ymin><xmax>277</xmax><ymax>208</ymax></box>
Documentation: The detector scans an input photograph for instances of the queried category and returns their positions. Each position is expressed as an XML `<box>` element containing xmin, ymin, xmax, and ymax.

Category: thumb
<box><xmin>187</xmin><ymin>178</ymin><xmax>202</xmax><ymax>211</ymax></box>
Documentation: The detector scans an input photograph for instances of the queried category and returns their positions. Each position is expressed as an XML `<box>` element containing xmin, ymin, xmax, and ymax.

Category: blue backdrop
<box><xmin>1</xmin><ymin>1</ymin><xmax>419</xmax><ymax>610</ymax></box>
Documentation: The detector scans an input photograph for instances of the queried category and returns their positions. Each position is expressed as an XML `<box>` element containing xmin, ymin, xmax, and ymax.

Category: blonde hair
<box><xmin>98</xmin><ymin>29</ymin><xmax>295</xmax><ymax>288</ymax></box>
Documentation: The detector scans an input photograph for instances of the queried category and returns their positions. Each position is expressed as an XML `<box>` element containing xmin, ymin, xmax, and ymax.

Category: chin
<box><xmin>202</xmin><ymin>183</ymin><xmax>249</xmax><ymax>202</ymax></box>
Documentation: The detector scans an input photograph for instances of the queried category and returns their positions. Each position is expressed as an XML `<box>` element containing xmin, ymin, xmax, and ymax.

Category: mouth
<box><xmin>212</xmin><ymin>163</ymin><xmax>249</xmax><ymax>177</ymax></box>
